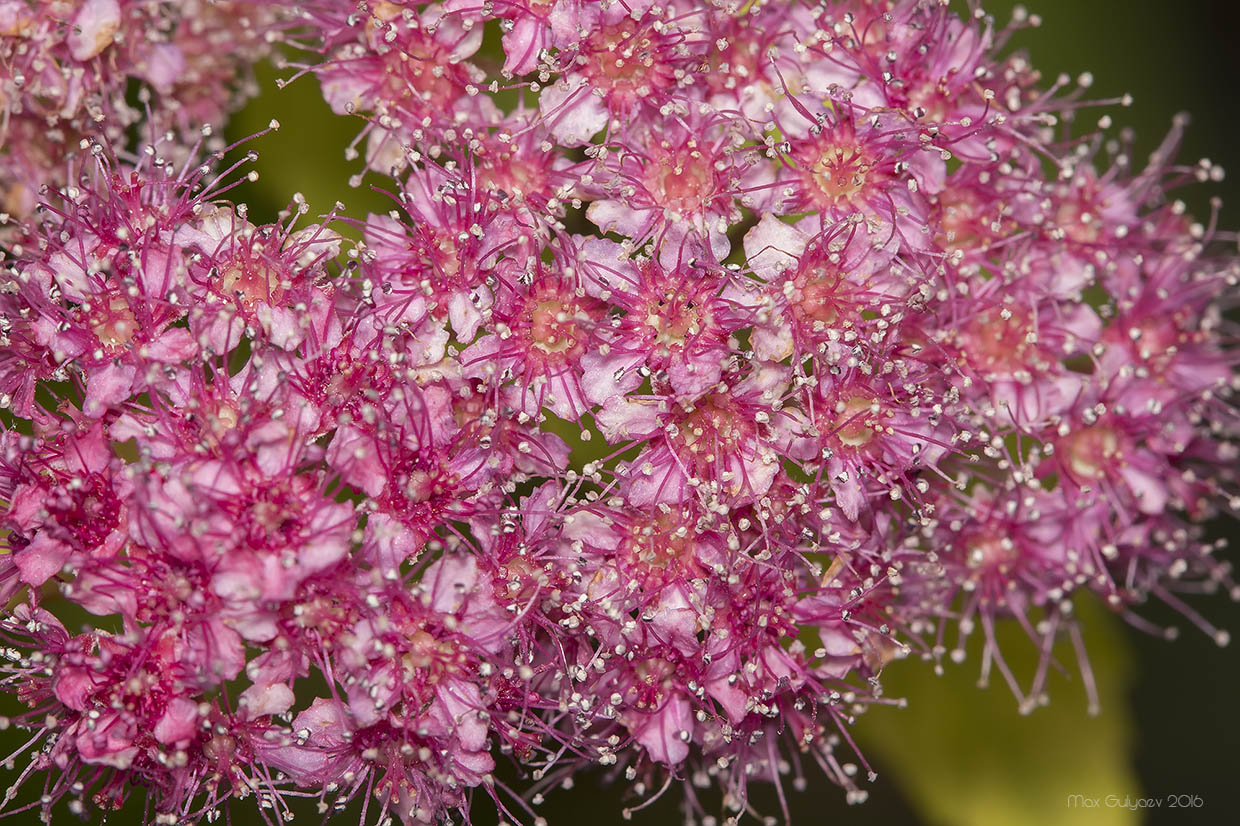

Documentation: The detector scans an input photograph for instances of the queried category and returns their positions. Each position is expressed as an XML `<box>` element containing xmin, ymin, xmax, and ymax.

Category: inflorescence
<box><xmin>0</xmin><ymin>1</ymin><xmax>1236</xmax><ymax>824</ymax></box>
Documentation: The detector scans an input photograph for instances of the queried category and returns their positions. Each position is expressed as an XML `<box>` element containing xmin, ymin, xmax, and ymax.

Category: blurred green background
<box><xmin>5</xmin><ymin>1</ymin><xmax>1238</xmax><ymax>825</ymax></box>
<box><xmin>219</xmin><ymin>1</ymin><xmax>1240</xmax><ymax>825</ymax></box>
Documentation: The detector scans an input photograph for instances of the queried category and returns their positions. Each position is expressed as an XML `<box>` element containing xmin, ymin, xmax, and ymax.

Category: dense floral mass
<box><xmin>0</xmin><ymin>0</ymin><xmax>1235</xmax><ymax>823</ymax></box>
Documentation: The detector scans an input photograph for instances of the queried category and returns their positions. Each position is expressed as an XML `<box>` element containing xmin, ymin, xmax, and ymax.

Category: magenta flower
<box><xmin>0</xmin><ymin>1</ymin><xmax>1236</xmax><ymax>824</ymax></box>
<box><xmin>0</xmin><ymin>1</ymin><xmax>280</xmax><ymax>224</ymax></box>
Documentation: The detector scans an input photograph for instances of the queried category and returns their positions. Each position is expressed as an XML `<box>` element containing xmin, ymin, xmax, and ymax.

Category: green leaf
<box><xmin>225</xmin><ymin>60</ymin><xmax>394</xmax><ymax>231</ymax></box>
<box><xmin>857</xmin><ymin>597</ymin><xmax>1139</xmax><ymax>826</ymax></box>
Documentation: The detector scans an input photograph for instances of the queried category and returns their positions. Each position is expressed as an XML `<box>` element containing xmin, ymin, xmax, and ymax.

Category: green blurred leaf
<box><xmin>857</xmin><ymin>597</ymin><xmax>1139</xmax><ymax>826</ymax></box>
<box><xmin>225</xmin><ymin>61</ymin><xmax>394</xmax><ymax>232</ymax></box>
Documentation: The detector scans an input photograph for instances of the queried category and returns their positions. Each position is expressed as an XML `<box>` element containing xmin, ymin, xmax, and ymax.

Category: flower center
<box><xmin>650</xmin><ymin>150</ymin><xmax>713</xmax><ymax>213</ymax></box>
<box><xmin>583</xmin><ymin>18</ymin><xmax>673</xmax><ymax>108</ymax></box>
<box><xmin>811</xmin><ymin>146</ymin><xmax>872</xmax><ymax>202</ymax></box>
<box><xmin>833</xmin><ymin>395</ymin><xmax>879</xmax><ymax>448</ymax></box>
<box><xmin>965</xmin><ymin>533</ymin><xmax>1017</xmax><ymax>571</ymax></box>
<box><xmin>959</xmin><ymin>308</ymin><xmax>1046</xmax><ymax>377</ymax></box>
<box><xmin>402</xmin><ymin>629</ymin><xmax>449</xmax><ymax>672</ymax></box>
<box><xmin>529</xmin><ymin>299</ymin><xmax>583</xmax><ymax>356</ymax></box>
<box><xmin>220</xmin><ymin>257</ymin><xmax>283</xmax><ymax>307</ymax></box>
<box><xmin>1054</xmin><ymin>200</ymin><xmax>1102</xmax><ymax>244</ymax></box>
<box><xmin>646</xmin><ymin>293</ymin><xmax>703</xmax><ymax>349</ymax></box>
<box><xmin>789</xmin><ymin>264</ymin><xmax>845</xmax><ymax>327</ymax></box>
<box><xmin>50</xmin><ymin>473</ymin><xmax>122</xmax><ymax>548</ymax></box>
<box><xmin>91</xmin><ymin>295</ymin><xmax>137</xmax><ymax>347</ymax></box>
<box><xmin>1061</xmin><ymin>425</ymin><xmax>1120</xmax><ymax>480</ymax></box>
<box><xmin>623</xmin><ymin>512</ymin><xmax>700</xmax><ymax>574</ymax></box>
<box><xmin>677</xmin><ymin>396</ymin><xmax>752</xmax><ymax>456</ymax></box>
<box><xmin>934</xmin><ymin>188</ymin><xmax>985</xmax><ymax>250</ymax></box>
<box><xmin>525</xmin><ymin>0</ymin><xmax>556</xmax><ymax>15</ymax></box>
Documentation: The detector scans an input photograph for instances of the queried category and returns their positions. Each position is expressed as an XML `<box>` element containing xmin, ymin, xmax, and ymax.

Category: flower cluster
<box><xmin>0</xmin><ymin>1</ymin><xmax>1236</xmax><ymax>825</ymax></box>
<box><xmin>0</xmin><ymin>0</ymin><xmax>279</xmax><ymax>222</ymax></box>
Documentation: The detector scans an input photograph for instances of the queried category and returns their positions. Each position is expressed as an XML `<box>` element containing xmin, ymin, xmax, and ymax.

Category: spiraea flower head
<box><xmin>0</xmin><ymin>1</ymin><xmax>1237</xmax><ymax>824</ymax></box>
<box><xmin>0</xmin><ymin>1</ymin><xmax>286</xmax><ymax>226</ymax></box>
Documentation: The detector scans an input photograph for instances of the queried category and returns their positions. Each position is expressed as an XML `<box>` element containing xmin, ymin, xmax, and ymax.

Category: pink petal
<box><xmin>83</xmin><ymin>363</ymin><xmax>136</xmax><ymax>417</ymax></box>
<box><xmin>239</xmin><ymin>683</ymin><xmax>295</xmax><ymax>720</ymax></box>
<box><xmin>68</xmin><ymin>0</ymin><xmax>121</xmax><ymax>61</ymax></box>
<box><xmin>743</xmin><ymin>213</ymin><xmax>807</xmax><ymax>280</ymax></box>
<box><xmin>153</xmin><ymin>697</ymin><xmax>200</xmax><ymax>744</ymax></box>
<box><xmin>633</xmin><ymin>695</ymin><xmax>692</xmax><ymax>765</ymax></box>
<box><xmin>539</xmin><ymin>77</ymin><xmax>608</xmax><ymax>146</ymax></box>
<box><xmin>15</xmin><ymin>534</ymin><xmax>72</xmax><ymax>587</ymax></box>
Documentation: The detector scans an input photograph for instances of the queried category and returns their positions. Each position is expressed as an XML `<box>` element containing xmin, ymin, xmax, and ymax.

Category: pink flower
<box><xmin>584</xmin><ymin>112</ymin><xmax>770</xmax><ymax>261</ymax></box>
<box><xmin>578</xmin><ymin>237</ymin><xmax>754</xmax><ymax>402</ymax></box>
<box><xmin>599</xmin><ymin>363</ymin><xmax>796</xmax><ymax>507</ymax></box>
<box><xmin>0</xmin><ymin>1</ymin><xmax>281</xmax><ymax>225</ymax></box>
<box><xmin>0</xmin><ymin>1</ymin><xmax>1236</xmax><ymax>822</ymax></box>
